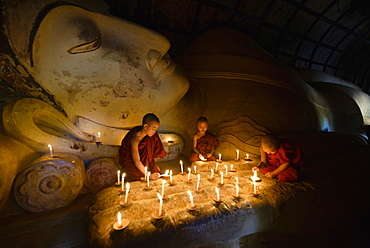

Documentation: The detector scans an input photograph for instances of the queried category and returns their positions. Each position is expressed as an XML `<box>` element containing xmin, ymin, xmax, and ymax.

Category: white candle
<box><xmin>220</xmin><ymin>171</ymin><xmax>224</xmax><ymax>184</ymax></box>
<box><xmin>124</xmin><ymin>182</ymin><xmax>130</xmax><ymax>204</ymax></box>
<box><xmin>117</xmin><ymin>212</ymin><xmax>122</xmax><ymax>227</ymax></box>
<box><xmin>253</xmin><ymin>169</ymin><xmax>258</xmax><ymax>178</ymax></box>
<box><xmin>157</xmin><ymin>193</ymin><xmax>163</xmax><ymax>216</ymax></box>
<box><xmin>121</xmin><ymin>173</ymin><xmax>126</xmax><ymax>191</ymax></box>
<box><xmin>235</xmin><ymin>177</ymin><xmax>239</xmax><ymax>185</ymax></box>
<box><xmin>97</xmin><ymin>132</ymin><xmax>101</xmax><ymax>142</ymax></box>
<box><xmin>211</xmin><ymin>169</ymin><xmax>214</xmax><ymax>178</ymax></box>
<box><xmin>196</xmin><ymin>174</ymin><xmax>200</xmax><ymax>190</ymax></box>
<box><xmin>252</xmin><ymin>177</ymin><xmax>256</xmax><ymax>194</ymax></box>
<box><xmin>180</xmin><ymin>160</ymin><xmax>183</xmax><ymax>173</ymax></box>
<box><xmin>218</xmin><ymin>153</ymin><xmax>221</xmax><ymax>160</ymax></box>
<box><xmin>161</xmin><ymin>180</ymin><xmax>166</xmax><ymax>197</ymax></box>
<box><xmin>224</xmin><ymin>164</ymin><xmax>228</xmax><ymax>177</ymax></box>
<box><xmin>236</xmin><ymin>150</ymin><xmax>239</xmax><ymax>160</ymax></box>
<box><xmin>48</xmin><ymin>144</ymin><xmax>53</xmax><ymax>158</ymax></box>
<box><xmin>193</xmin><ymin>165</ymin><xmax>197</xmax><ymax>174</ymax></box>
<box><xmin>117</xmin><ymin>170</ymin><xmax>120</xmax><ymax>184</ymax></box>
<box><xmin>188</xmin><ymin>190</ymin><xmax>194</xmax><ymax>208</ymax></box>
<box><xmin>188</xmin><ymin>167</ymin><xmax>191</xmax><ymax>181</ymax></box>
<box><xmin>165</xmin><ymin>169</ymin><xmax>169</xmax><ymax>175</ymax></box>
<box><xmin>144</xmin><ymin>166</ymin><xmax>148</xmax><ymax>180</ymax></box>
<box><xmin>215</xmin><ymin>187</ymin><xmax>220</xmax><ymax>201</ymax></box>
<box><xmin>236</xmin><ymin>184</ymin><xmax>239</xmax><ymax>197</ymax></box>
<box><xmin>170</xmin><ymin>170</ymin><xmax>173</xmax><ymax>183</ymax></box>
<box><xmin>246</xmin><ymin>153</ymin><xmax>249</xmax><ymax>159</ymax></box>
<box><xmin>215</xmin><ymin>162</ymin><xmax>219</xmax><ymax>171</ymax></box>
<box><xmin>230</xmin><ymin>164</ymin><xmax>234</xmax><ymax>171</ymax></box>
<box><xmin>147</xmin><ymin>172</ymin><xmax>151</xmax><ymax>187</ymax></box>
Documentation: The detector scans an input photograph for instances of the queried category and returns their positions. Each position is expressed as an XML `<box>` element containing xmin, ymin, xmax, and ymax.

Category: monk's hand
<box><xmin>206</xmin><ymin>153</ymin><xmax>212</xmax><ymax>158</ymax></box>
<box><xmin>252</xmin><ymin>166</ymin><xmax>259</xmax><ymax>172</ymax></box>
<box><xmin>150</xmin><ymin>172</ymin><xmax>160</xmax><ymax>180</ymax></box>
<box><xmin>265</xmin><ymin>172</ymin><xmax>276</xmax><ymax>178</ymax></box>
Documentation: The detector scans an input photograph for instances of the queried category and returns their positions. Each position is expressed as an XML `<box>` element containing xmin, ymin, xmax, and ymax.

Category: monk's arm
<box><xmin>130</xmin><ymin>136</ymin><xmax>145</xmax><ymax>175</ymax></box>
<box><xmin>192</xmin><ymin>136</ymin><xmax>201</xmax><ymax>155</ymax></box>
<box><xmin>266</xmin><ymin>162</ymin><xmax>290</xmax><ymax>178</ymax></box>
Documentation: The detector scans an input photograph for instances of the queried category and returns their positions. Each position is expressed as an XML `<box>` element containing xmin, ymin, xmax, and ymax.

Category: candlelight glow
<box><xmin>180</xmin><ymin>160</ymin><xmax>184</xmax><ymax>173</ymax></box>
<box><xmin>188</xmin><ymin>190</ymin><xmax>194</xmax><ymax>208</ymax></box>
<box><xmin>117</xmin><ymin>170</ymin><xmax>121</xmax><ymax>184</ymax></box>
<box><xmin>157</xmin><ymin>193</ymin><xmax>163</xmax><ymax>216</ymax></box>
<box><xmin>215</xmin><ymin>187</ymin><xmax>220</xmax><ymax>201</ymax></box>
<box><xmin>124</xmin><ymin>182</ymin><xmax>130</xmax><ymax>204</ymax></box>
<box><xmin>117</xmin><ymin>212</ymin><xmax>122</xmax><ymax>227</ymax></box>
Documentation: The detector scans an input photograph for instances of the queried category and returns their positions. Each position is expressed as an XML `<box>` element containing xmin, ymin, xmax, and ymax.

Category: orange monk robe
<box><xmin>260</xmin><ymin>139</ymin><xmax>303</xmax><ymax>182</ymax></box>
<box><xmin>119</xmin><ymin>126</ymin><xmax>167</xmax><ymax>181</ymax></box>
<box><xmin>190</xmin><ymin>131</ymin><xmax>219</xmax><ymax>162</ymax></box>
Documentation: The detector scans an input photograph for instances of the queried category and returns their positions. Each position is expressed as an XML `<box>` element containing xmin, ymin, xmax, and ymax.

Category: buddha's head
<box><xmin>2</xmin><ymin>0</ymin><xmax>189</xmax><ymax>127</ymax></box>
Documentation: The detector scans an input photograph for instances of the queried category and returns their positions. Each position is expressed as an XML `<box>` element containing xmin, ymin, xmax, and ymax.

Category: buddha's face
<box><xmin>29</xmin><ymin>5</ymin><xmax>188</xmax><ymax>127</ymax></box>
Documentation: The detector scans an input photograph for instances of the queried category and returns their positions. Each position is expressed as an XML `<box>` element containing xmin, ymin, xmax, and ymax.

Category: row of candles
<box><xmin>114</xmin><ymin>163</ymin><xmax>260</xmax><ymax>219</ymax></box>
<box><xmin>114</xmin><ymin>170</ymin><xmax>260</xmax><ymax>229</ymax></box>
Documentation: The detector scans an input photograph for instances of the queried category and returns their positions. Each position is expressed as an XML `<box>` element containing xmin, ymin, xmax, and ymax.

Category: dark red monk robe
<box><xmin>119</xmin><ymin>126</ymin><xmax>167</xmax><ymax>181</ymax></box>
<box><xmin>260</xmin><ymin>139</ymin><xmax>303</xmax><ymax>182</ymax></box>
<box><xmin>190</xmin><ymin>131</ymin><xmax>219</xmax><ymax>162</ymax></box>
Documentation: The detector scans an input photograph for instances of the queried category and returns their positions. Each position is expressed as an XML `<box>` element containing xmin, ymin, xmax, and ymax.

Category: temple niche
<box><xmin>0</xmin><ymin>0</ymin><xmax>370</xmax><ymax>248</ymax></box>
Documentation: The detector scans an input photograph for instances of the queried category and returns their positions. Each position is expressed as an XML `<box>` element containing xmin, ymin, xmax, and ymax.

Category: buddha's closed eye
<box><xmin>68</xmin><ymin>34</ymin><xmax>101</xmax><ymax>54</ymax></box>
<box><xmin>67</xmin><ymin>20</ymin><xmax>101</xmax><ymax>54</ymax></box>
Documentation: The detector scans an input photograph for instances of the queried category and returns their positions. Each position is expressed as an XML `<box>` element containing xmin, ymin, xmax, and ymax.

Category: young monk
<box><xmin>190</xmin><ymin>117</ymin><xmax>219</xmax><ymax>162</ymax></box>
<box><xmin>119</xmin><ymin>113</ymin><xmax>167</xmax><ymax>181</ymax></box>
<box><xmin>253</xmin><ymin>133</ymin><xmax>303</xmax><ymax>182</ymax></box>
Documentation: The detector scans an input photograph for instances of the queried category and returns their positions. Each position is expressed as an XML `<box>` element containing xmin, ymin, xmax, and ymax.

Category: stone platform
<box><xmin>88</xmin><ymin>150</ymin><xmax>370</xmax><ymax>248</ymax></box>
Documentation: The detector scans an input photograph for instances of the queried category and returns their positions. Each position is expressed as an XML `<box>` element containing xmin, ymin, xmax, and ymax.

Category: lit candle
<box><xmin>170</xmin><ymin>170</ymin><xmax>173</xmax><ymax>183</ymax></box>
<box><xmin>144</xmin><ymin>166</ymin><xmax>148</xmax><ymax>180</ymax></box>
<box><xmin>211</xmin><ymin>169</ymin><xmax>214</xmax><ymax>178</ymax></box>
<box><xmin>161</xmin><ymin>179</ymin><xmax>166</xmax><ymax>197</ymax></box>
<box><xmin>252</xmin><ymin>177</ymin><xmax>256</xmax><ymax>194</ymax></box>
<box><xmin>235</xmin><ymin>177</ymin><xmax>239</xmax><ymax>185</ymax></box>
<box><xmin>218</xmin><ymin>153</ymin><xmax>221</xmax><ymax>161</ymax></box>
<box><xmin>188</xmin><ymin>167</ymin><xmax>191</xmax><ymax>181</ymax></box>
<box><xmin>180</xmin><ymin>160</ymin><xmax>183</xmax><ymax>173</ymax></box>
<box><xmin>124</xmin><ymin>182</ymin><xmax>130</xmax><ymax>204</ymax></box>
<box><xmin>236</xmin><ymin>184</ymin><xmax>239</xmax><ymax>197</ymax></box>
<box><xmin>157</xmin><ymin>193</ymin><xmax>163</xmax><ymax>216</ymax></box>
<box><xmin>196</xmin><ymin>174</ymin><xmax>200</xmax><ymax>190</ymax></box>
<box><xmin>215</xmin><ymin>162</ymin><xmax>219</xmax><ymax>171</ymax></box>
<box><xmin>253</xmin><ymin>169</ymin><xmax>258</xmax><ymax>179</ymax></box>
<box><xmin>246</xmin><ymin>153</ymin><xmax>249</xmax><ymax>159</ymax></box>
<box><xmin>188</xmin><ymin>190</ymin><xmax>194</xmax><ymax>208</ymax></box>
<box><xmin>224</xmin><ymin>164</ymin><xmax>228</xmax><ymax>177</ymax></box>
<box><xmin>220</xmin><ymin>171</ymin><xmax>224</xmax><ymax>184</ymax></box>
<box><xmin>215</xmin><ymin>187</ymin><xmax>220</xmax><ymax>201</ymax></box>
<box><xmin>193</xmin><ymin>165</ymin><xmax>197</xmax><ymax>174</ymax></box>
<box><xmin>121</xmin><ymin>173</ymin><xmax>126</xmax><ymax>191</ymax></box>
<box><xmin>48</xmin><ymin>144</ymin><xmax>53</xmax><ymax>158</ymax></box>
<box><xmin>117</xmin><ymin>170</ymin><xmax>120</xmax><ymax>184</ymax></box>
<box><xmin>236</xmin><ymin>150</ymin><xmax>239</xmax><ymax>160</ymax></box>
<box><xmin>117</xmin><ymin>212</ymin><xmax>122</xmax><ymax>227</ymax></box>
<box><xmin>97</xmin><ymin>132</ymin><xmax>101</xmax><ymax>142</ymax></box>
<box><xmin>147</xmin><ymin>172</ymin><xmax>151</xmax><ymax>188</ymax></box>
<box><xmin>230</xmin><ymin>164</ymin><xmax>234</xmax><ymax>171</ymax></box>
<box><xmin>165</xmin><ymin>169</ymin><xmax>169</xmax><ymax>176</ymax></box>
